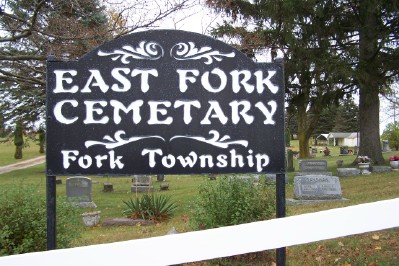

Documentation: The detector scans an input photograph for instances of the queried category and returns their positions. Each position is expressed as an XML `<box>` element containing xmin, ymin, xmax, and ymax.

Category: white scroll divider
<box><xmin>1</xmin><ymin>198</ymin><xmax>399</xmax><ymax>266</ymax></box>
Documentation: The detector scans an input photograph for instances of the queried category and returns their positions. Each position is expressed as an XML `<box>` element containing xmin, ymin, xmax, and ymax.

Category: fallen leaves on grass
<box><xmin>371</xmin><ymin>234</ymin><xmax>380</xmax><ymax>241</ymax></box>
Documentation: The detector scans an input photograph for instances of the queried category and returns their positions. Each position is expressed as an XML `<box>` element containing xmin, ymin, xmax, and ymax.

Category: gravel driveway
<box><xmin>0</xmin><ymin>156</ymin><xmax>45</xmax><ymax>174</ymax></box>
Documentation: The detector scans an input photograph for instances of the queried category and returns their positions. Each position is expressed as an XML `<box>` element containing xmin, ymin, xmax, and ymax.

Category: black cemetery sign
<box><xmin>46</xmin><ymin>30</ymin><xmax>285</xmax><ymax>176</ymax></box>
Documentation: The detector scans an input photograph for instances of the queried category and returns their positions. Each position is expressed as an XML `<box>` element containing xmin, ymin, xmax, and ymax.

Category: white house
<box><xmin>327</xmin><ymin>132</ymin><xmax>359</xmax><ymax>147</ymax></box>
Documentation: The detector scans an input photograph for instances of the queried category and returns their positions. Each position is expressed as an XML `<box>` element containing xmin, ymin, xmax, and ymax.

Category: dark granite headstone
<box><xmin>286</xmin><ymin>149</ymin><xmax>295</xmax><ymax>172</ymax></box>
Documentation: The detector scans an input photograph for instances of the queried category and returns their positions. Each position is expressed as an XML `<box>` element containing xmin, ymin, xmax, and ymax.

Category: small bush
<box><xmin>122</xmin><ymin>193</ymin><xmax>177</xmax><ymax>222</ymax></box>
<box><xmin>0</xmin><ymin>185</ymin><xmax>81</xmax><ymax>255</ymax></box>
<box><xmin>190</xmin><ymin>176</ymin><xmax>276</xmax><ymax>230</ymax></box>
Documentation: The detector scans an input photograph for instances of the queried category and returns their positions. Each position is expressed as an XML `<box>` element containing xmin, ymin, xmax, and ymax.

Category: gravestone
<box><xmin>337</xmin><ymin>168</ymin><xmax>360</xmax><ymax>177</ymax></box>
<box><xmin>286</xmin><ymin>149</ymin><xmax>295</xmax><ymax>172</ymax></box>
<box><xmin>382</xmin><ymin>140</ymin><xmax>390</xmax><ymax>152</ymax></box>
<box><xmin>294</xmin><ymin>175</ymin><xmax>342</xmax><ymax>200</ymax></box>
<box><xmin>371</xmin><ymin>166</ymin><xmax>392</xmax><ymax>173</ymax></box>
<box><xmin>66</xmin><ymin>176</ymin><xmax>96</xmax><ymax>208</ymax></box>
<box><xmin>339</xmin><ymin>146</ymin><xmax>349</xmax><ymax>155</ymax></box>
<box><xmin>311</xmin><ymin>148</ymin><xmax>318</xmax><ymax>157</ymax></box>
<box><xmin>156</xmin><ymin>174</ymin><xmax>165</xmax><ymax>182</ymax></box>
<box><xmin>294</xmin><ymin>160</ymin><xmax>332</xmax><ymax>176</ymax></box>
<box><xmin>131</xmin><ymin>175</ymin><xmax>153</xmax><ymax>193</ymax></box>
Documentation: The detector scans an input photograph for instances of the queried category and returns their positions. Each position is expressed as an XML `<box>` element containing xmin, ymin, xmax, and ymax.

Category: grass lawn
<box><xmin>0</xmin><ymin>139</ymin><xmax>44</xmax><ymax>166</ymax></box>
<box><xmin>0</xmin><ymin>141</ymin><xmax>398</xmax><ymax>265</ymax></box>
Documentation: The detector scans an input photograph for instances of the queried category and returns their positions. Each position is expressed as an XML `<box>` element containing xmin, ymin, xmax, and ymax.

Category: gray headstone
<box><xmin>66</xmin><ymin>176</ymin><xmax>96</xmax><ymax>208</ymax></box>
<box><xmin>382</xmin><ymin>140</ymin><xmax>390</xmax><ymax>152</ymax></box>
<box><xmin>66</xmin><ymin>176</ymin><xmax>92</xmax><ymax>202</ymax></box>
<box><xmin>300</xmin><ymin>160</ymin><xmax>328</xmax><ymax>172</ymax></box>
<box><xmin>295</xmin><ymin>160</ymin><xmax>332</xmax><ymax>176</ymax></box>
<box><xmin>294</xmin><ymin>175</ymin><xmax>342</xmax><ymax>200</ymax></box>
<box><xmin>132</xmin><ymin>175</ymin><xmax>152</xmax><ymax>186</ymax></box>
<box><xmin>337</xmin><ymin>168</ymin><xmax>360</xmax><ymax>177</ymax></box>
<box><xmin>131</xmin><ymin>175</ymin><xmax>153</xmax><ymax>192</ymax></box>
<box><xmin>131</xmin><ymin>186</ymin><xmax>154</xmax><ymax>193</ymax></box>
<box><xmin>371</xmin><ymin>166</ymin><xmax>392</xmax><ymax>173</ymax></box>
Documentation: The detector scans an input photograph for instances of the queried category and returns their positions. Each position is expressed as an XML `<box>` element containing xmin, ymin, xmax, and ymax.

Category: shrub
<box><xmin>0</xmin><ymin>185</ymin><xmax>81</xmax><ymax>255</ymax></box>
<box><xmin>122</xmin><ymin>193</ymin><xmax>177</xmax><ymax>222</ymax></box>
<box><xmin>190</xmin><ymin>176</ymin><xmax>276</xmax><ymax>230</ymax></box>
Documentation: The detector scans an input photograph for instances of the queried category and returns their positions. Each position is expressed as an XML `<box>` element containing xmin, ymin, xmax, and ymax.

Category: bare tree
<box><xmin>0</xmin><ymin>0</ymin><xmax>198</xmax><ymax>127</ymax></box>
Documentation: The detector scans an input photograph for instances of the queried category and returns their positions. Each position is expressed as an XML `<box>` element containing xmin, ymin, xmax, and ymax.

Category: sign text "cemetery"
<box><xmin>46</xmin><ymin>30</ymin><xmax>285</xmax><ymax>175</ymax></box>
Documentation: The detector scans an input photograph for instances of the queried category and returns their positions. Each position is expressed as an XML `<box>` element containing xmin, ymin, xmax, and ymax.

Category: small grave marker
<box><xmin>337</xmin><ymin>168</ymin><xmax>360</xmax><ymax>177</ymax></box>
<box><xmin>66</xmin><ymin>176</ymin><xmax>96</xmax><ymax>208</ymax></box>
<box><xmin>286</xmin><ymin>149</ymin><xmax>295</xmax><ymax>172</ymax></box>
<box><xmin>371</xmin><ymin>166</ymin><xmax>392</xmax><ymax>173</ymax></box>
<box><xmin>382</xmin><ymin>140</ymin><xmax>390</xmax><ymax>152</ymax></box>
<box><xmin>131</xmin><ymin>175</ymin><xmax>153</xmax><ymax>193</ymax></box>
<box><xmin>294</xmin><ymin>160</ymin><xmax>332</xmax><ymax>176</ymax></box>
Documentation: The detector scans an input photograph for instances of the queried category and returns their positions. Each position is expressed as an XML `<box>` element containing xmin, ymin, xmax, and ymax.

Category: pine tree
<box><xmin>207</xmin><ymin>0</ymin><xmax>352</xmax><ymax>158</ymax></box>
<box><xmin>207</xmin><ymin>0</ymin><xmax>399</xmax><ymax>162</ymax></box>
<box><xmin>332</xmin><ymin>98</ymin><xmax>359</xmax><ymax>133</ymax></box>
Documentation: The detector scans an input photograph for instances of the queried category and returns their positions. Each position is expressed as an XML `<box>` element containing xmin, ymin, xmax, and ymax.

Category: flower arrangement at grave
<box><xmin>357</xmin><ymin>156</ymin><xmax>372</xmax><ymax>175</ymax></box>
<box><xmin>323</xmin><ymin>147</ymin><xmax>331</xmax><ymax>156</ymax></box>
<box><xmin>389</xmin><ymin>155</ymin><xmax>399</xmax><ymax>161</ymax></box>
<box><xmin>357</xmin><ymin>156</ymin><xmax>371</xmax><ymax>164</ymax></box>
<box><xmin>389</xmin><ymin>155</ymin><xmax>399</xmax><ymax>169</ymax></box>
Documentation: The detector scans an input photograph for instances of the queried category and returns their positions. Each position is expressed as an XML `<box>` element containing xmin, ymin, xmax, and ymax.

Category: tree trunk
<box><xmin>297</xmin><ymin>105</ymin><xmax>310</xmax><ymax>158</ymax></box>
<box><xmin>358</xmin><ymin>89</ymin><xmax>384</xmax><ymax>163</ymax></box>
<box><xmin>357</xmin><ymin>0</ymin><xmax>384</xmax><ymax>164</ymax></box>
<box><xmin>14</xmin><ymin>145</ymin><xmax>23</xmax><ymax>159</ymax></box>
<box><xmin>39</xmin><ymin>142</ymin><xmax>45</xmax><ymax>153</ymax></box>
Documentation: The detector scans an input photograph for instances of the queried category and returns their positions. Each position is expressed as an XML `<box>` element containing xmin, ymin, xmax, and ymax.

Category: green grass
<box><xmin>0</xmin><ymin>140</ymin><xmax>44</xmax><ymax>166</ymax></box>
<box><xmin>0</xmin><ymin>141</ymin><xmax>399</xmax><ymax>264</ymax></box>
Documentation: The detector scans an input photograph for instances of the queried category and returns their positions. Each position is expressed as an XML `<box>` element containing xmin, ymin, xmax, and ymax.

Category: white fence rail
<box><xmin>1</xmin><ymin>198</ymin><xmax>398</xmax><ymax>266</ymax></box>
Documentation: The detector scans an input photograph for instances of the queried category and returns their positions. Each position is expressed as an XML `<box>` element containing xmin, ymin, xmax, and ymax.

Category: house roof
<box><xmin>328</xmin><ymin>132</ymin><xmax>358</xmax><ymax>139</ymax></box>
<box><xmin>316</xmin><ymin>134</ymin><xmax>329</xmax><ymax>140</ymax></box>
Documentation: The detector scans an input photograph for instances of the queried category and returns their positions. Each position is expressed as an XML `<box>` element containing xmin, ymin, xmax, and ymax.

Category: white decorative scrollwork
<box><xmin>170</xmin><ymin>130</ymin><xmax>248</xmax><ymax>149</ymax></box>
<box><xmin>98</xmin><ymin>41</ymin><xmax>164</xmax><ymax>63</ymax></box>
<box><xmin>171</xmin><ymin>42</ymin><xmax>235</xmax><ymax>65</ymax></box>
<box><xmin>85</xmin><ymin>130</ymin><xmax>165</xmax><ymax>149</ymax></box>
